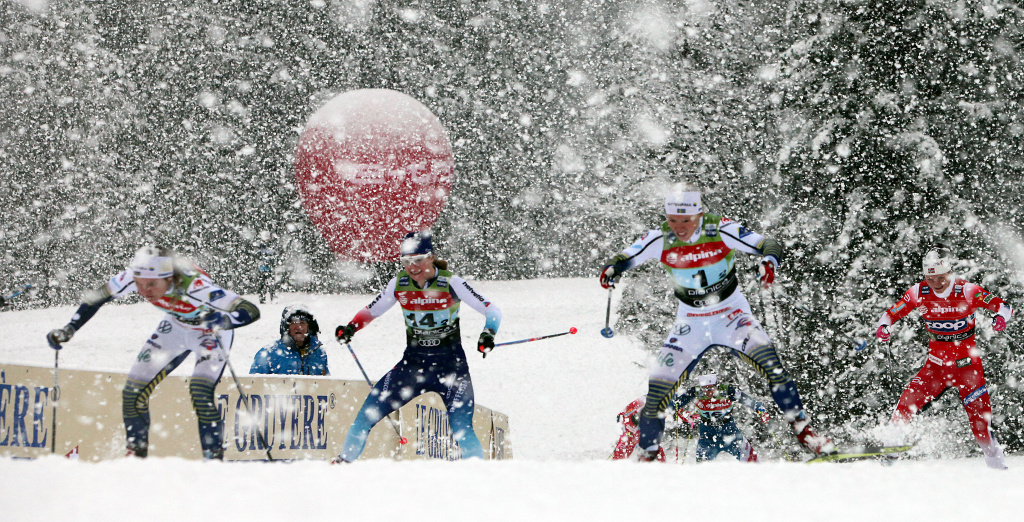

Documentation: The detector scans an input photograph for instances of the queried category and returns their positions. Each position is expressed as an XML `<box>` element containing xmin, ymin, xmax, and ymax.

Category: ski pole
<box><xmin>679</xmin><ymin>431</ymin><xmax>693</xmax><ymax>464</ymax></box>
<box><xmin>601</xmin><ymin>288</ymin><xmax>615</xmax><ymax>338</ymax></box>
<box><xmin>493</xmin><ymin>327</ymin><xmax>577</xmax><ymax>347</ymax></box>
<box><xmin>767</xmin><ymin>285</ymin><xmax>787</xmax><ymax>352</ymax></box>
<box><xmin>214</xmin><ymin>331</ymin><xmax>273</xmax><ymax>461</ymax></box>
<box><xmin>342</xmin><ymin>341</ymin><xmax>408</xmax><ymax>445</ymax></box>
<box><xmin>51</xmin><ymin>350</ymin><xmax>59</xmax><ymax>454</ymax></box>
<box><xmin>5</xmin><ymin>283</ymin><xmax>32</xmax><ymax>300</ymax></box>
<box><xmin>768</xmin><ymin>429</ymin><xmax>801</xmax><ymax>462</ymax></box>
<box><xmin>2</xmin><ymin>283</ymin><xmax>32</xmax><ymax>308</ymax></box>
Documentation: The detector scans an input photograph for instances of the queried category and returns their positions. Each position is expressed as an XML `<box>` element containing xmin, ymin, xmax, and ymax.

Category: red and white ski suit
<box><xmin>878</xmin><ymin>278</ymin><xmax>1012</xmax><ymax>455</ymax></box>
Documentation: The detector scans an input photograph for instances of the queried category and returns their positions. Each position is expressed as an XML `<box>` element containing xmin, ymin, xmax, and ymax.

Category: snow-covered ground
<box><xmin>2</xmin><ymin>278</ymin><xmax>1021</xmax><ymax>521</ymax></box>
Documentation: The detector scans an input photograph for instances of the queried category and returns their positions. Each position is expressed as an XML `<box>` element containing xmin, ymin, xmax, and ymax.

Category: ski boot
<box><xmin>793</xmin><ymin>419</ymin><xmax>836</xmax><ymax>456</ymax></box>
<box><xmin>635</xmin><ymin>446</ymin><xmax>666</xmax><ymax>462</ymax></box>
<box><xmin>982</xmin><ymin>443</ymin><xmax>1008</xmax><ymax>470</ymax></box>
<box><xmin>203</xmin><ymin>448</ymin><xmax>225</xmax><ymax>460</ymax></box>
<box><xmin>125</xmin><ymin>444</ymin><xmax>148</xmax><ymax>458</ymax></box>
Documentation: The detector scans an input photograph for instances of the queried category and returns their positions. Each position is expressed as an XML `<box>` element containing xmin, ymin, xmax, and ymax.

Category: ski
<box><xmin>4</xmin><ymin>283</ymin><xmax>32</xmax><ymax>300</ymax></box>
<box><xmin>806</xmin><ymin>444</ymin><xmax>914</xmax><ymax>463</ymax></box>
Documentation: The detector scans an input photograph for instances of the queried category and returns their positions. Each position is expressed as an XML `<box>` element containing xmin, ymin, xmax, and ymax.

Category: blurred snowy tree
<box><xmin>763</xmin><ymin>0</ymin><xmax>1024</xmax><ymax>450</ymax></box>
<box><xmin>1</xmin><ymin>0</ymin><xmax>1023</xmax><ymax>451</ymax></box>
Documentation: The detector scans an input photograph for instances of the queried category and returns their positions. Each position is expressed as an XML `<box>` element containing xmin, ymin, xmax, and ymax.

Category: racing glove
<box><xmin>336</xmin><ymin>324</ymin><xmax>357</xmax><ymax>344</ymax></box>
<box><xmin>599</xmin><ymin>254</ymin><xmax>629</xmax><ymax>289</ymax></box>
<box><xmin>755</xmin><ymin>406</ymin><xmax>770</xmax><ymax>424</ymax></box>
<box><xmin>477</xmin><ymin>329</ymin><xmax>496</xmax><ymax>357</ymax></box>
<box><xmin>47</xmin><ymin>325</ymin><xmax>75</xmax><ymax>350</ymax></box>
<box><xmin>202</xmin><ymin>311</ymin><xmax>234</xmax><ymax>331</ymax></box>
<box><xmin>876</xmin><ymin>325</ymin><xmax>890</xmax><ymax>342</ymax></box>
<box><xmin>993</xmin><ymin>316</ymin><xmax>1007</xmax><ymax>332</ymax></box>
<box><xmin>758</xmin><ymin>258</ymin><xmax>776</xmax><ymax>288</ymax></box>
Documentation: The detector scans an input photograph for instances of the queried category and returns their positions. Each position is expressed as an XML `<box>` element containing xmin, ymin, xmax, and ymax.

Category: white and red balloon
<box><xmin>294</xmin><ymin>89</ymin><xmax>453</xmax><ymax>262</ymax></box>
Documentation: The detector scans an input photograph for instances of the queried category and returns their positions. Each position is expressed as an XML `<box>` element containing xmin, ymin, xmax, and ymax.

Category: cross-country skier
<box><xmin>671</xmin><ymin>373</ymin><xmax>769</xmax><ymax>463</ymax></box>
<box><xmin>250</xmin><ymin>304</ymin><xmax>329</xmax><ymax>376</ymax></box>
<box><xmin>331</xmin><ymin>230</ymin><xmax>501</xmax><ymax>462</ymax></box>
<box><xmin>254</xmin><ymin>230</ymin><xmax>279</xmax><ymax>304</ymax></box>
<box><xmin>599</xmin><ymin>186</ymin><xmax>834</xmax><ymax>460</ymax></box>
<box><xmin>45</xmin><ymin>245</ymin><xmax>261</xmax><ymax>459</ymax></box>
<box><xmin>876</xmin><ymin>251</ymin><xmax>1013</xmax><ymax>469</ymax></box>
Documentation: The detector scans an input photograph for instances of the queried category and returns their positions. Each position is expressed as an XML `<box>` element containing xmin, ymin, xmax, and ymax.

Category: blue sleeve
<box><xmin>224</xmin><ymin>299</ymin><xmax>261</xmax><ymax>330</ymax></box>
<box><xmin>67</xmin><ymin>296</ymin><xmax>113</xmax><ymax>331</ymax></box>
<box><xmin>311</xmin><ymin>337</ymin><xmax>330</xmax><ymax>376</ymax></box>
<box><xmin>318</xmin><ymin>349</ymin><xmax>330</xmax><ymax>376</ymax></box>
<box><xmin>732</xmin><ymin>387</ymin><xmax>764</xmax><ymax>411</ymax></box>
<box><xmin>250</xmin><ymin>348</ymin><xmax>272</xmax><ymax>374</ymax></box>
<box><xmin>451</xmin><ymin>276</ymin><xmax>502</xmax><ymax>333</ymax></box>
<box><xmin>672</xmin><ymin>387</ymin><xmax>696</xmax><ymax>410</ymax></box>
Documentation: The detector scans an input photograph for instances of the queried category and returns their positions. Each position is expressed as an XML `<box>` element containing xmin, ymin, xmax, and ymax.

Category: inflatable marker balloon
<box><xmin>294</xmin><ymin>89</ymin><xmax>453</xmax><ymax>262</ymax></box>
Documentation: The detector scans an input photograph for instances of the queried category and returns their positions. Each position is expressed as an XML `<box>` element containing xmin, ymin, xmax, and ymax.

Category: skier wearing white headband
<box><xmin>599</xmin><ymin>185</ymin><xmax>835</xmax><ymax>460</ymax></box>
<box><xmin>876</xmin><ymin>250</ymin><xmax>1013</xmax><ymax>469</ymax></box>
<box><xmin>46</xmin><ymin>244</ymin><xmax>261</xmax><ymax>460</ymax></box>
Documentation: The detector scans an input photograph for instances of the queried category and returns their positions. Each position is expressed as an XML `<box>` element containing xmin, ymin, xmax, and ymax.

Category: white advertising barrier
<box><xmin>0</xmin><ymin>363</ymin><xmax>511</xmax><ymax>461</ymax></box>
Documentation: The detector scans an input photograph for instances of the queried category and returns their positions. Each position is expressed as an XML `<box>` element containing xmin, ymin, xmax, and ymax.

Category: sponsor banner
<box><xmin>0</xmin><ymin>363</ymin><xmax>510</xmax><ymax>462</ymax></box>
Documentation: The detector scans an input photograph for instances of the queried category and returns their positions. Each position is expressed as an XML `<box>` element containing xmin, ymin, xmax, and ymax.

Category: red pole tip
<box><xmin>400</xmin><ymin>437</ymin><xmax>409</xmax><ymax>444</ymax></box>
<box><xmin>569</xmin><ymin>327</ymin><xmax>577</xmax><ymax>334</ymax></box>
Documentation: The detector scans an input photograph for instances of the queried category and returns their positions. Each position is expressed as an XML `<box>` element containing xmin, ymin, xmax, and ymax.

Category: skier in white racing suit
<box><xmin>46</xmin><ymin>245</ymin><xmax>261</xmax><ymax>459</ymax></box>
<box><xmin>599</xmin><ymin>187</ymin><xmax>835</xmax><ymax>459</ymax></box>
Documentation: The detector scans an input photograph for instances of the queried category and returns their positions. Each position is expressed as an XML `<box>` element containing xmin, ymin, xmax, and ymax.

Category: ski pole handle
<box><xmin>493</xmin><ymin>327</ymin><xmax>577</xmax><ymax>347</ymax></box>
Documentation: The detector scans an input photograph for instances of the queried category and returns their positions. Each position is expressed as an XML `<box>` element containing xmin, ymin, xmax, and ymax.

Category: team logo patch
<box><xmin>956</xmin><ymin>357</ymin><xmax>972</xmax><ymax>368</ymax></box>
<box><xmin>398</xmin><ymin>276</ymin><xmax>410</xmax><ymax>286</ymax></box>
<box><xmin>921</xmin><ymin>286</ymin><xmax>931</xmax><ymax>295</ymax></box>
<box><xmin>925</xmin><ymin>318</ymin><xmax>969</xmax><ymax>331</ymax></box>
<box><xmin>672</xmin><ymin>324</ymin><xmax>691</xmax><ymax>336</ymax></box>
<box><xmin>200</xmin><ymin>339</ymin><xmax>218</xmax><ymax>350</ymax></box>
<box><xmin>963</xmin><ymin>385</ymin><xmax>987</xmax><ymax>406</ymax></box>
<box><xmin>737</xmin><ymin>226</ymin><xmax>752</xmax><ymax>238</ymax></box>
<box><xmin>436</xmin><ymin>276</ymin><xmax>449</xmax><ymax>289</ymax></box>
<box><xmin>704</xmin><ymin>224</ymin><xmax>719</xmax><ymax>237</ymax></box>
<box><xmin>158</xmin><ymin>320</ymin><xmax>172</xmax><ymax>334</ymax></box>
<box><xmin>208</xmin><ymin>289</ymin><xmax>225</xmax><ymax>301</ymax></box>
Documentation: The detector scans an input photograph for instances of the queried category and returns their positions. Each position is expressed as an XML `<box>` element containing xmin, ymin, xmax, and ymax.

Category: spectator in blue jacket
<box><xmin>250</xmin><ymin>304</ymin><xmax>329</xmax><ymax>376</ymax></box>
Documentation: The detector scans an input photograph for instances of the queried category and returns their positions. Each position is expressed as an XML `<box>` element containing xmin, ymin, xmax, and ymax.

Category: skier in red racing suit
<box><xmin>876</xmin><ymin>251</ymin><xmax>1013</xmax><ymax>469</ymax></box>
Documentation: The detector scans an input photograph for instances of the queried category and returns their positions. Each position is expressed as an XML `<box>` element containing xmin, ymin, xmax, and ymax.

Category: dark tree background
<box><xmin>2</xmin><ymin>0</ymin><xmax>1023</xmax><ymax>452</ymax></box>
